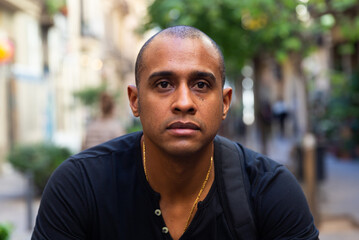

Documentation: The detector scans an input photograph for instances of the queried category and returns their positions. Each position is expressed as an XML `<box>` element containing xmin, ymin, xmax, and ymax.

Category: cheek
<box><xmin>199</xmin><ymin>99</ymin><xmax>223</xmax><ymax>122</ymax></box>
<box><xmin>138</xmin><ymin>97</ymin><xmax>165</xmax><ymax>125</ymax></box>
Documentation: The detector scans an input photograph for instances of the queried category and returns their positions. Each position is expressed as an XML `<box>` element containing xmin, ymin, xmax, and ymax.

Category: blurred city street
<box><xmin>318</xmin><ymin>155</ymin><xmax>359</xmax><ymax>240</ymax></box>
<box><xmin>0</xmin><ymin>0</ymin><xmax>359</xmax><ymax>239</ymax></box>
<box><xmin>1</xmin><ymin>134</ymin><xmax>359</xmax><ymax>239</ymax></box>
<box><xmin>0</xmin><ymin>163</ymin><xmax>39</xmax><ymax>240</ymax></box>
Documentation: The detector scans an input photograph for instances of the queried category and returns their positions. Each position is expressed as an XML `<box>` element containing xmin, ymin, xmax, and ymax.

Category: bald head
<box><xmin>135</xmin><ymin>26</ymin><xmax>225</xmax><ymax>87</ymax></box>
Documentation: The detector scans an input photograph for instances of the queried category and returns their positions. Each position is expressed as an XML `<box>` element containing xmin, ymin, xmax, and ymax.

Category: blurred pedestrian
<box><xmin>273</xmin><ymin>97</ymin><xmax>288</xmax><ymax>137</ymax></box>
<box><xmin>82</xmin><ymin>92</ymin><xmax>124</xmax><ymax>150</ymax></box>
<box><xmin>258</xmin><ymin>99</ymin><xmax>272</xmax><ymax>154</ymax></box>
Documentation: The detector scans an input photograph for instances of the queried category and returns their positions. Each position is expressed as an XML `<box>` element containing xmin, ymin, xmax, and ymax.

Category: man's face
<box><xmin>128</xmin><ymin>35</ymin><xmax>232</xmax><ymax>156</ymax></box>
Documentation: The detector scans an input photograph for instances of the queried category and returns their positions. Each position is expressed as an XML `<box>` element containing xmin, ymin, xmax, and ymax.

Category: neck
<box><xmin>142</xmin><ymin>136</ymin><xmax>214</xmax><ymax>201</ymax></box>
<box><xmin>141</xmin><ymin>135</ymin><xmax>215</xmax><ymax>239</ymax></box>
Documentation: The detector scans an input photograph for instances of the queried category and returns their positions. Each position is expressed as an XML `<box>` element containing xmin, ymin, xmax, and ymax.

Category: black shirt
<box><xmin>32</xmin><ymin>132</ymin><xmax>318</xmax><ymax>239</ymax></box>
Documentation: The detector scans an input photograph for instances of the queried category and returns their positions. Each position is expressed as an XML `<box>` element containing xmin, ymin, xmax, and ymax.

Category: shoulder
<box><xmin>34</xmin><ymin>132</ymin><xmax>143</xmax><ymax>239</ymax></box>
<box><xmin>214</xmin><ymin>135</ymin><xmax>290</xmax><ymax>214</ymax></box>
<box><xmin>58</xmin><ymin>131</ymin><xmax>143</xmax><ymax>183</ymax></box>
<box><xmin>244</xmin><ymin>150</ymin><xmax>318</xmax><ymax>239</ymax></box>
<box><xmin>56</xmin><ymin>127</ymin><xmax>142</xmax><ymax>182</ymax></box>
<box><xmin>46</xmin><ymin>131</ymin><xmax>142</xmax><ymax>197</ymax></box>
<box><xmin>214</xmin><ymin>135</ymin><xmax>284</xmax><ymax>184</ymax></box>
<box><xmin>75</xmin><ymin>131</ymin><xmax>142</xmax><ymax>159</ymax></box>
<box><xmin>214</xmin><ymin>135</ymin><xmax>319</xmax><ymax>239</ymax></box>
<box><xmin>214</xmin><ymin>135</ymin><xmax>297</xmax><ymax>193</ymax></box>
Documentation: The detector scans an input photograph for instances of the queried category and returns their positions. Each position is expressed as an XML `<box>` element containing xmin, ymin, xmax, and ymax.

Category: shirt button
<box><xmin>154</xmin><ymin>209</ymin><xmax>162</xmax><ymax>216</ymax></box>
<box><xmin>162</xmin><ymin>227</ymin><xmax>169</xmax><ymax>234</ymax></box>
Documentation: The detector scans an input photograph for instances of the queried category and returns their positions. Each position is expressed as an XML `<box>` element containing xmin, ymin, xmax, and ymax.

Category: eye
<box><xmin>157</xmin><ymin>81</ymin><xmax>171</xmax><ymax>89</ymax></box>
<box><xmin>155</xmin><ymin>80</ymin><xmax>174</xmax><ymax>92</ymax></box>
<box><xmin>196</xmin><ymin>81</ymin><xmax>207</xmax><ymax>89</ymax></box>
<box><xmin>193</xmin><ymin>81</ymin><xmax>210</xmax><ymax>90</ymax></box>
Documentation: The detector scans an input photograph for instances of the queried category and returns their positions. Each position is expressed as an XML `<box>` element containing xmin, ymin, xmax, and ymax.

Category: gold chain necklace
<box><xmin>142</xmin><ymin>141</ymin><xmax>213</xmax><ymax>232</ymax></box>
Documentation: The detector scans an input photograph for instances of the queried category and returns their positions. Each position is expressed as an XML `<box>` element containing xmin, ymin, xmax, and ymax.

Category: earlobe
<box><xmin>222</xmin><ymin>87</ymin><xmax>232</xmax><ymax>120</ymax></box>
<box><xmin>127</xmin><ymin>85</ymin><xmax>140</xmax><ymax>117</ymax></box>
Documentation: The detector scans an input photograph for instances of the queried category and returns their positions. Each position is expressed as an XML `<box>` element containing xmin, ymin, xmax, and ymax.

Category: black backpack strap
<box><xmin>214</xmin><ymin>136</ymin><xmax>258</xmax><ymax>240</ymax></box>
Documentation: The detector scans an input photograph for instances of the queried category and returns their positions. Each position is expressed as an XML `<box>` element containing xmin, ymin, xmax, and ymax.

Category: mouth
<box><xmin>167</xmin><ymin>122</ymin><xmax>200</xmax><ymax>130</ymax></box>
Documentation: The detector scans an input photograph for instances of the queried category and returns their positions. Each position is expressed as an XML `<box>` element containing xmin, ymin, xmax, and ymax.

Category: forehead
<box><xmin>140</xmin><ymin>35</ymin><xmax>221</xmax><ymax>78</ymax></box>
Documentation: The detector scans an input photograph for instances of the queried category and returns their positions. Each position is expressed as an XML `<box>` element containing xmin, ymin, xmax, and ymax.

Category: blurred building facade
<box><xmin>0</xmin><ymin>0</ymin><xmax>44</xmax><ymax>170</ymax></box>
<box><xmin>2</xmin><ymin>0</ymin><xmax>353</xmax><ymax>170</ymax></box>
<box><xmin>0</xmin><ymin>0</ymin><xmax>150</xmax><ymax>170</ymax></box>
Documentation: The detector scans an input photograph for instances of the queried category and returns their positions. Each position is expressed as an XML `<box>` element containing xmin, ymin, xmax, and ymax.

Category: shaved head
<box><xmin>135</xmin><ymin>26</ymin><xmax>226</xmax><ymax>87</ymax></box>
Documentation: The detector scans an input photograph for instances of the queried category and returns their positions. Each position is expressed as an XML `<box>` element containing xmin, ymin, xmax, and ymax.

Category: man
<box><xmin>32</xmin><ymin>26</ymin><xmax>319</xmax><ymax>240</ymax></box>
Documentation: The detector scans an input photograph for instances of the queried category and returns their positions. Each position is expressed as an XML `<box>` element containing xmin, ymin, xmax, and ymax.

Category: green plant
<box><xmin>315</xmin><ymin>70</ymin><xmax>359</xmax><ymax>158</ymax></box>
<box><xmin>7</xmin><ymin>143</ymin><xmax>72</xmax><ymax>194</ymax></box>
<box><xmin>73</xmin><ymin>85</ymin><xmax>107</xmax><ymax>107</ymax></box>
<box><xmin>126</xmin><ymin>119</ymin><xmax>143</xmax><ymax>133</ymax></box>
<box><xmin>143</xmin><ymin>0</ymin><xmax>358</xmax><ymax>78</ymax></box>
<box><xmin>0</xmin><ymin>222</ymin><xmax>12</xmax><ymax>240</ymax></box>
<box><xmin>45</xmin><ymin>0</ymin><xmax>66</xmax><ymax>16</ymax></box>
<box><xmin>73</xmin><ymin>85</ymin><xmax>121</xmax><ymax>120</ymax></box>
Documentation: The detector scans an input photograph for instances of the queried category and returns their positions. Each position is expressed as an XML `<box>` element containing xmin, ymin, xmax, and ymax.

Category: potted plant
<box><xmin>0</xmin><ymin>222</ymin><xmax>12</xmax><ymax>240</ymax></box>
<box><xmin>7</xmin><ymin>143</ymin><xmax>72</xmax><ymax>194</ymax></box>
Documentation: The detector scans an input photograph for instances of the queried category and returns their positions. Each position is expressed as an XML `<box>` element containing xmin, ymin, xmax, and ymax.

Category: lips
<box><xmin>167</xmin><ymin>122</ymin><xmax>200</xmax><ymax>130</ymax></box>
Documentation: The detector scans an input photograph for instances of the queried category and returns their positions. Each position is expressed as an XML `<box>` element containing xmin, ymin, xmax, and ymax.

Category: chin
<box><xmin>162</xmin><ymin>140</ymin><xmax>210</xmax><ymax>157</ymax></box>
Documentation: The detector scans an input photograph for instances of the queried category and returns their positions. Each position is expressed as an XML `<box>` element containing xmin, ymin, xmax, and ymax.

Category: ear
<box><xmin>128</xmin><ymin>85</ymin><xmax>140</xmax><ymax>117</ymax></box>
<box><xmin>222</xmin><ymin>87</ymin><xmax>232</xmax><ymax>120</ymax></box>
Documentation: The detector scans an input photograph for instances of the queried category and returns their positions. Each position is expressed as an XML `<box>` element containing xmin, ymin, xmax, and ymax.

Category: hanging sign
<box><xmin>0</xmin><ymin>38</ymin><xmax>14</xmax><ymax>64</ymax></box>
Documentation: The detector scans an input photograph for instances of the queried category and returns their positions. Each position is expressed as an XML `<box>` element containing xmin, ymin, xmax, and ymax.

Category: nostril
<box><xmin>173</xmin><ymin>107</ymin><xmax>195</xmax><ymax>113</ymax></box>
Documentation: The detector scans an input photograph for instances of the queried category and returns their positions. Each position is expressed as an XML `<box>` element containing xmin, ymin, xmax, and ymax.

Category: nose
<box><xmin>172</xmin><ymin>84</ymin><xmax>196</xmax><ymax>114</ymax></box>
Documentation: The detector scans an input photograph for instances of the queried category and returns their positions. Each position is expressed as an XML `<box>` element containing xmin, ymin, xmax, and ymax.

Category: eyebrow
<box><xmin>148</xmin><ymin>71</ymin><xmax>216</xmax><ymax>82</ymax></box>
<box><xmin>148</xmin><ymin>71</ymin><xmax>174</xmax><ymax>80</ymax></box>
<box><xmin>189</xmin><ymin>71</ymin><xmax>216</xmax><ymax>82</ymax></box>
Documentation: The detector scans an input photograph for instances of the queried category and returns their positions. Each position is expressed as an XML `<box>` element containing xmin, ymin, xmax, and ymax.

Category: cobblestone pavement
<box><xmin>0</xmin><ymin>164</ymin><xmax>39</xmax><ymax>240</ymax></box>
<box><xmin>1</xmin><ymin>137</ymin><xmax>359</xmax><ymax>239</ymax></box>
<box><xmin>318</xmin><ymin>154</ymin><xmax>359</xmax><ymax>239</ymax></box>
